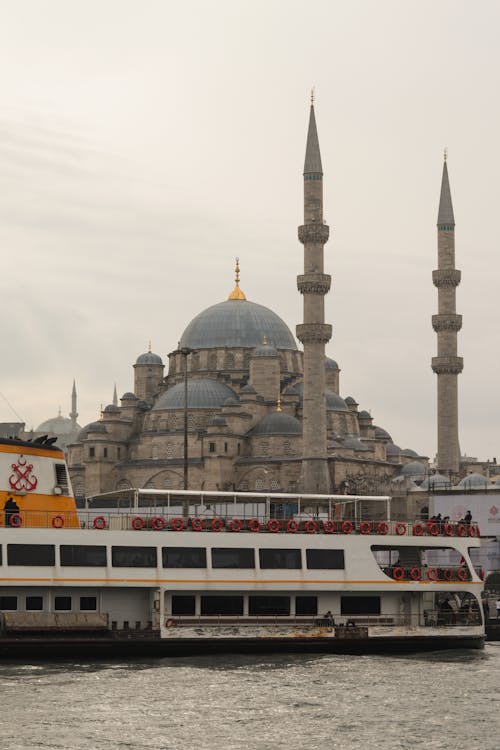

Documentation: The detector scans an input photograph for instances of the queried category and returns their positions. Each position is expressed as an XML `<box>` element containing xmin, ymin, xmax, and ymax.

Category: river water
<box><xmin>0</xmin><ymin>644</ymin><xmax>498</xmax><ymax>750</ymax></box>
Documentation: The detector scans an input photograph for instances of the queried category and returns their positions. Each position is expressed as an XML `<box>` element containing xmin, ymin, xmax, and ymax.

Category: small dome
<box><xmin>345</xmin><ymin>396</ymin><xmax>358</xmax><ymax>406</ymax></box>
<box><xmin>283</xmin><ymin>385</ymin><xmax>299</xmax><ymax>396</ymax></box>
<box><xmin>401</xmin><ymin>448</ymin><xmax>419</xmax><ymax>458</ymax></box>
<box><xmin>400</xmin><ymin>461</ymin><xmax>426</xmax><ymax>477</ymax></box>
<box><xmin>358</xmin><ymin>410</ymin><xmax>372</xmax><ymax>419</ymax></box>
<box><xmin>386</xmin><ymin>443</ymin><xmax>401</xmax><ymax>456</ymax></box>
<box><xmin>77</xmin><ymin>421</ymin><xmax>107</xmax><ymax>441</ymax></box>
<box><xmin>341</xmin><ymin>437</ymin><xmax>370</xmax><ymax>451</ymax></box>
<box><xmin>420</xmin><ymin>473</ymin><xmax>451</xmax><ymax>490</ymax></box>
<box><xmin>294</xmin><ymin>382</ymin><xmax>348</xmax><ymax>412</ymax></box>
<box><xmin>240</xmin><ymin>384</ymin><xmax>257</xmax><ymax>394</ymax></box>
<box><xmin>250</xmin><ymin>412</ymin><xmax>302</xmax><ymax>436</ymax></box>
<box><xmin>458</xmin><ymin>473</ymin><xmax>490</xmax><ymax>489</ymax></box>
<box><xmin>325</xmin><ymin>356</ymin><xmax>339</xmax><ymax>370</ymax></box>
<box><xmin>121</xmin><ymin>392</ymin><xmax>137</xmax><ymax>401</ymax></box>
<box><xmin>103</xmin><ymin>404</ymin><xmax>120</xmax><ymax>414</ymax></box>
<box><xmin>374</xmin><ymin>425</ymin><xmax>392</xmax><ymax>440</ymax></box>
<box><xmin>252</xmin><ymin>342</ymin><xmax>278</xmax><ymax>357</ymax></box>
<box><xmin>136</xmin><ymin>400</ymin><xmax>150</xmax><ymax>411</ymax></box>
<box><xmin>136</xmin><ymin>351</ymin><xmax>163</xmax><ymax>366</ymax></box>
<box><xmin>153</xmin><ymin>379</ymin><xmax>239</xmax><ymax>410</ymax></box>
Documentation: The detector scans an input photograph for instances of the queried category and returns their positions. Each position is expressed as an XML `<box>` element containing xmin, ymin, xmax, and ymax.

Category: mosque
<box><xmin>65</xmin><ymin>101</ymin><xmax>429</xmax><ymax>500</ymax></box>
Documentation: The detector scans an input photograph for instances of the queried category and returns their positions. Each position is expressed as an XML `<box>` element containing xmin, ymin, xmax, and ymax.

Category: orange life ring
<box><xmin>395</xmin><ymin>522</ymin><xmax>407</xmax><ymax>536</ymax></box>
<box><xmin>341</xmin><ymin>520</ymin><xmax>353</xmax><ymax>534</ymax></box>
<box><xmin>427</xmin><ymin>522</ymin><xmax>439</xmax><ymax>536</ymax></box>
<box><xmin>93</xmin><ymin>516</ymin><xmax>106</xmax><ymax>530</ymax></box>
<box><xmin>171</xmin><ymin>517</ymin><xmax>185</xmax><ymax>531</ymax></box>
<box><xmin>9</xmin><ymin>513</ymin><xmax>22</xmax><ymax>528</ymax></box>
<box><xmin>211</xmin><ymin>518</ymin><xmax>224</xmax><ymax>532</ymax></box>
<box><xmin>360</xmin><ymin>521</ymin><xmax>372</xmax><ymax>535</ymax></box>
<box><xmin>51</xmin><ymin>515</ymin><xmax>64</xmax><ymax>529</ymax></box>
<box><xmin>165</xmin><ymin>618</ymin><xmax>176</xmax><ymax>628</ymax></box>
<box><xmin>377</xmin><ymin>522</ymin><xmax>389</xmax><ymax>535</ymax></box>
<box><xmin>410</xmin><ymin>567</ymin><xmax>422</xmax><ymax>581</ymax></box>
<box><xmin>323</xmin><ymin>520</ymin><xmax>335</xmax><ymax>534</ymax></box>
<box><xmin>191</xmin><ymin>517</ymin><xmax>204</xmax><ymax>532</ymax></box>
<box><xmin>286</xmin><ymin>519</ymin><xmax>299</xmax><ymax>534</ymax></box>
<box><xmin>457</xmin><ymin>524</ymin><xmax>467</xmax><ymax>537</ymax></box>
<box><xmin>304</xmin><ymin>520</ymin><xmax>318</xmax><ymax>534</ymax></box>
<box><xmin>151</xmin><ymin>516</ymin><xmax>165</xmax><ymax>531</ymax></box>
<box><xmin>413</xmin><ymin>523</ymin><xmax>425</xmax><ymax>536</ymax></box>
<box><xmin>248</xmin><ymin>518</ymin><xmax>261</xmax><ymax>532</ymax></box>
<box><xmin>444</xmin><ymin>523</ymin><xmax>454</xmax><ymax>536</ymax></box>
<box><xmin>132</xmin><ymin>516</ymin><xmax>145</xmax><ymax>530</ymax></box>
<box><xmin>393</xmin><ymin>566</ymin><xmax>405</xmax><ymax>580</ymax></box>
<box><xmin>443</xmin><ymin>568</ymin><xmax>453</xmax><ymax>581</ymax></box>
<box><xmin>427</xmin><ymin>567</ymin><xmax>439</xmax><ymax>581</ymax></box>
<box><xmin>228</xmin><ymin>518</ymin><xmax>243</xmax><ymax>532</ymax></box>
<box><xmin>457</xmin><ymin>567</ymin><xmax>468</xmax><ymax>581</ymax></box>
<box><xmin>267</xmin><ymin>519</ymin><xmax>281</xmax><ymax>533</ymax></box>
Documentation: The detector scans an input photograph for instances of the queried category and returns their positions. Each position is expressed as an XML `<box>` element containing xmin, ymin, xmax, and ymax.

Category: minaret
<box><xmin>296</xmin><ymin>93</ymin><xmax>332</xmax><ymax>493</ymax></box>
<box><xmin>113</xmin><ymin>384</ymin><xmax>118</xmax><ymax>407</ymax></box>
<box><xmin>70</xmin><ymin>379</ymin><xmax>78</xmax><ymax>426</ymax></box>
<box><xmin>431</xmin><ymin>153</ymin><xmax>463</xmax><ymax>476</ymax></box>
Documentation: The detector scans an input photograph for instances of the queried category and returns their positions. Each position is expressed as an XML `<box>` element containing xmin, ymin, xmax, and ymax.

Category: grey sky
<box><xmin>0</xmin><ymin>0</ymin><xmax>498</xmax><ymax>461</ymax></box>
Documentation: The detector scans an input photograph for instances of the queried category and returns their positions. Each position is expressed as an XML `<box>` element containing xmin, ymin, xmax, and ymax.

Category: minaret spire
<box><xmin>113</xmin><ymin>383</ymin><xmax>118</xmax><ymax>407</ymax></box>
<box><xmin>431</xmin><ymin>155</ymin><xmax>462</xmax><ymax>475</ymax></box>
<box><xmin>296</xmin><ymin>97</ymin><xmax>332</xmax><ymax>493</ymax></box>
<box><xmin>70</xmin><ymin>379</ymin><xmax>78</xmax><ymax>426</ymax></box>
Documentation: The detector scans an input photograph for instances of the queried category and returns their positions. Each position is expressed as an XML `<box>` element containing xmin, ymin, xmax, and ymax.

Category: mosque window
<box><xmin>239</xmin><ymin>480</ymin><xmax>249</xmax><ymax>491</ymax></box>
<box><xmin>103</xmin><ymin>447</ymin><xmax>108</xmax><ymax>458</ymax></box>
<box><xmin>260</xmin><ymin>441</ymin><xmax>269</xmax><ymax>456</ymax></box>
<box><xmin>244</xmin><ymin>352</ymin><xmax>251</xmax><ymax>369</ymax></box>
<box><xmin>117</xmin><ymin>448</ymin><xmax>121</xmax><ymax>459</ymax></box>
<box><xmin>89</xmin><ymin>447</ymin><xmax>95</xmax><ymax>458</ymax></box>
<box><xmin>166</xmin><ymin>444</ymin><xmax>174</xmax><ymax>459</ymax></box>
<box><xmin>270</xmin><ymin>479</ymin><xmax>280</xmax><ymax>491</ymax></box>
<box><xmin>152</xmin><ymin>445</ymin><xmax>159</xmax><ymax>460</ymax></box>
<box><xmin>164</xmin><ymin>477</ymin><xmax>174</xmax><ymax>489</ymax></box>
<box><xmin>209</xmin><ymin>442</ymin><xmax>216</xmax><ymax>453</ymax></box>
<box><xmin>191</xmin><ymin>353</ymin><xmax>200</xmax><ymax>371</ymax></box>
<box><xmin>283</xmin><ymin>440</ymin><xmax>292</xmax><ymax>455</ymax></box>
<box><xmin>224</xmin><ymin>352</ymin><xmax>235</xmax><ymax>369</ymax></box>
<box><xmin>237</xmin><ymin>443</ymin><xmax>241</xmax><ymax>456</ymax></box>
<box><xmin>187</xmin><ymin>414</ymin><xmax>195</xmax><ymax>429</ymax></box>
<box><xmin>224</xmin><ymin>442</ymin><xmax>228</xmax><ymax>453</ymax></box>
<box><xmin>255</xmin><ymin>478</ymin><xmax>265</xmax><ymax>491</ymax></box>
<box><xmin>170</xmin><ymin>415</ymin><xmax>178</xmax><ymax>430</ymax></box>
<box><xmin>208</xmin><ymin>353</ymin><xmax>217</xmax><ymax>369</ymax></box>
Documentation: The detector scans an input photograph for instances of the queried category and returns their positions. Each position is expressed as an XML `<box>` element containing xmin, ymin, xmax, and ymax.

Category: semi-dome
<box><xmin>250</xmin><ymin>412</ymin><xmax>302</xmax><ymax>436</ymax></box>
<box><xmin>386</xmin><ymin>443</ymin><xmax>401</xmax><ymax>455</ymax></box>
<box><xmin>374</xmin><ymin>425</ymin><xmax>392</xmax><ymax>440</ymax></box>
<box><xmin>294</xmin><ymin>382</ymin><xmax>348</xmax><ymax>412</ymax></box>
<box><xmin>135</xmin><ymin>351</ymin><xmax>163</xmax><ymax>366</ymax></box>
<box><xmin>400</xmin><ymin>461</ymin><xmax>426</xmax><ymax>477</ymax></box>
<box><xmin>401</xmin><ymin>448</ymin><xmax>419</xmax><ymax>458</ymax></box>
<box><xmin>179</xmin><ymin>299</ymin><xmax>297</xmax><ymax>351</ymax></box>
<box><xmin>153</xmin><ymin>378</ymin><xmax>239</xmax><ymax>410</ymax></box>
<box><xmin>345</xmin><ymin>396</ymin><xmax>358</xmax><ymax>406</ymax></box>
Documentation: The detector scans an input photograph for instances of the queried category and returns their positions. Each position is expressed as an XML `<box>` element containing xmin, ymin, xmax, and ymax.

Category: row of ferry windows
<box><xmin>0</xmin><ymin>545</ymin><xmax>345</xmax><ymax>570</ymax></box>
<box><xmin>0</xmin><ymin>595</ymin><xmax>96</xmax><ymax>611</ymax></box>
<box><xmin>171</xmin><ymin>595</ymin><xmax>381</xmax><ymax>617</ymax></box>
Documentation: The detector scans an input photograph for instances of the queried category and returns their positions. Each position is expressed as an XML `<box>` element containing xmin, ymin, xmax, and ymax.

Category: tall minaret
<box><xmin>70</xmin><ymin>379</ymin><xmax>78</xmax><ymax>426</ymax></box>
<box><xmin>296</xmin><ymin>94</ymin><xmax>332</xmax><ymax>493</ymax></box>
<box><xmin>431</xmin><ymin>153</ymin><xmax>463</xmax><ymax>476</ymax></box>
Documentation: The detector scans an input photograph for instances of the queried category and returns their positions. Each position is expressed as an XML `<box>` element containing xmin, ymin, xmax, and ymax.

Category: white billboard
<box><xmin>432</xmin><ymin>493</ymin><xmax>500</xmax><ymax>537</ymax></box>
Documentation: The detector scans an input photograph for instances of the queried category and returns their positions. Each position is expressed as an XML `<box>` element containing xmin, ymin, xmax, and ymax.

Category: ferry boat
<box><xmin>0</xmin><ymin>437</ymin><xmax>485</xmax><ymax>657</ymax></box>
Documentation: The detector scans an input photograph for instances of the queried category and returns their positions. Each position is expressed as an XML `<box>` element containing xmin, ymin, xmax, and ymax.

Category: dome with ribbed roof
<box><xmin>250</xmin><ymin>412</ymin><xmax>301</xmax><ymax>436</ymax></box>
<box><xmin>325</xmin><ymin>356</ymin><xmax>339</xmax><ymax>370</ymax></box>
<box><xmin>457</xmin><ymin>473</ymin><xmax>491</xmax><ymax>489</ymax></box>
<box><xmin>135</xmin><ymin>351</ymin><xmax>163</xmax><ymax>366</ymax></box>
<box><xmin>400</xmin><ymin>461</ymin><xmax>426</xmax><ymax>477</ymax></box>
<box><xmin>179</xmin><ymin>299</ymin><xmax>297</xmax><ymax>351</ymax></box>
<box><xmin>77</xmin><ymin>421</ymin><xmax>107</xmax><ymax>441</ymax></box>
<box><xmin>153</xmin><ymin>379</ymin><xmax>239</xmax><ymax>410</ymax></box>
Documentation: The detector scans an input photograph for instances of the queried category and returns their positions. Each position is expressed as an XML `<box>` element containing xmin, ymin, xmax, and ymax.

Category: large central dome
<box><xmin>179</xmin><ymin>299</ymin><xmax>297</xmax><ymax>350</ymax></box>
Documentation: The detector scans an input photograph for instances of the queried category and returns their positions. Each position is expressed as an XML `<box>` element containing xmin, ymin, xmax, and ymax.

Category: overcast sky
<box><xmin>0</xmin><ymin>0</ymin><xmax>498</xmax><ymax>461</ymax></box>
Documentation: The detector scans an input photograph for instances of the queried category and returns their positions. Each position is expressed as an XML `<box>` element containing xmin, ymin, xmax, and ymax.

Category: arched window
<box><xmin>152</xmin><ymin>444</ymin><xmax>159</xmax><ymax>460</ymax></box>
<box><xmin>166</xmin><ymin>443</ymin><xmax>174</xmax><ymax>459</ymax></box>
<box><xmin>255</xmin><ymin>477</ymin><xmax>265</xmax><ymax>491</ymax></box>
<box><xmin>224</xmin><ymin>352</ymin><xmax>235</xmax><ymax>369</ymax></box>
<box><xmin>164</xmin><ymin>477</ymin><xmax>174</xmax><ymax>489</ymax></box>
<box><xmin>208</xmin><ymin>352</ymin><xmax>217</xmax><ymax>370</ymax></box>
<box><xmin>260</xmin><ymin>441</ymin><xmax>269</xmax><ymax>456</ymax></box>
<box><xmin>187</xmin><ymin>414</ymin><xmax>195</xmax><ymax>430</ymax></box>
<box><xmin>239</xmin><ymin>480</ymin><xmax>249</xmax><ymax>491</ymax></box>
<box><xmin>270</xmin><ymin>479</ymin><xmax>280</xmax><ymax>491</ymax></box>
<box><xmin>283</xmin><ymin>440</ymin><xmax>292</xmax><ymax>455</ymax></box>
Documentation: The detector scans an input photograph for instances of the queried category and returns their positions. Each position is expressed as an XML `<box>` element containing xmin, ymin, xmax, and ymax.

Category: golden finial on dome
<box><xmin>263</xmin><ymin>335</ymin><xmax>268</xmax><ymax>345</ymax></box>
<box><xmin>148</xmin><ymin>340</ymin><xmax>152</xmax><ymax>353</ymax></box>
<box><xmin>228</xmin><ymin>257</ymin><xmax>247</xmax><ymax>300</ymax></box>
<box><xmin>99</xmin><ymin>404</ymin><xmax>103</xmax><ymax>421</ymax></box>
<box><xmin>276</xmin><ymin>394</ymin><xmax>282</xmax><ymax>413</ymax></box>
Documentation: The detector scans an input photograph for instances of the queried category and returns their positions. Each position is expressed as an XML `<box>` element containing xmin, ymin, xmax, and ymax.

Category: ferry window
<box><xmin>200</xmin><ymin>596</ymin><xmax>243</xmax><ymax>616</ymax></box>
<box><xmin>26</xmin><ymin>596</ymin><xmax>43</xmax><ymax>611</ymax></box>
<box><xmin>111</xmin><ymin>546</ymin><xmax>157</xmax><ymax>568</ymax></box>
<box><xmin>259</xmin><ymin>549</ymin><xmax>301</xmax><ymax>569</ymax></box>
<box><xmin>249</xmin><ymin>596</ymin><xmax>290</xmax><ymax>616</ymax></box>
<box><xmin>80</xmin><ymin>597</ymin><xmax>97</xmax><ymax>611</ymax></box>
<box><xmin>8</xmin><ymin>544</ymin><xmax>55</xmax><ymax>566</ymax></box>
<box><xmin>0</xmin><ymin>596</ymin><xmax>17</xmax><ymax>610</ymax></box>
<box><xmin>296</xmin><ymin>596</ymin><xmax>317</xmax><ymax>616</ymax></box>
<box><xmin>162</xmin><ymin>547</ymin><xmax>206</xmax><ymax>568</ymax></box>
<box><xmin>54</xmin><ymin>463</ymin><xmax>69</xmax><ymax>493</ymax></box>
<box><xmin>306</xmin><ymin>549</ymin><xmax>345</xmax><ymax>570</ymax></box>
<box><xmin>209</xmin><ymin>442</ymin><xmax>216</xmax><ymax>453</ymax></box>
<box><xmin>341</xmin><ymin>596</ymin><xmax>380</xmax><ymax>616</ymax></box>
<box><xmin>172</xmin><ymin>595</ymin><xmax>196</xmax><ymax>616</ymax></box>
<box><xmin>60</xmin><ymin>545</ymin><xmax>107</xmax><ymax>567</ymax></box>
<box><xmin>211</xmin><ymin>548</ymin><xmax>255</xmax><ymax>568</ymax></box>
<box><xmin>54</xmin><ymin>596</ymin><xmax>72</xmax><ymax>611</ymax></box>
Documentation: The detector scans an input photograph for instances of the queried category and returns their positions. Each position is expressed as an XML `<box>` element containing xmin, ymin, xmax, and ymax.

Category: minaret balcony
<box><xmin>297</xmin><ymin>273</ymin><xmax>331</xmax><ymax>296</ymax></box>
<box><xmin>296</xmin><ymin>323</ymin><xmax>332</xmax><ymax>344</ymax></box>
<box><xmin>298</xmin><ymin>223</ymin><xmax>330</xmax><ymax>245</ymax></box>
<box><xmin>432</xmin><ymin>269</ymin><xmax>461</xmax><ymax>288</ymax></box>
<box><xmin>432</xmin><ymin>314</ymin><xmax>462</xmax><ymax>333</ymax></box>
<box><xmin>431</xmin><ymin>356</ymin><xmax>463</xmax><ymax>375</ymax></box>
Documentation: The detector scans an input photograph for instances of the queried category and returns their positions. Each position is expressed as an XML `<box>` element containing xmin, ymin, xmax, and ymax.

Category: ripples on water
<box><xmin>0</xmin><ymin>644</ymin><xmax>498</xmax><ymax>750</ymax></box>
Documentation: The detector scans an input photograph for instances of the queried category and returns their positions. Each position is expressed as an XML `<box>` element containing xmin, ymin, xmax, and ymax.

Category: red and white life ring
<box><xmin>286</xmin><ymin>519</ymin><xmax>299</xmax><ymax>534</ymax></box>
<box><xmin>410</xmin><ymin>567</ymin><xmax>422</xmax><ymax>581</ymax></box>
<box><xmin>51</xmin><ymin>515</ymin><xmax>64</xmax><ymax>529</ymax></box>
<box><xmin>151</xmin><ymin>516</ymin><xmax>165</xmax><ymax>531</ymax></box>
<box><xmin>132</xmin><ymin>516</ymin><xmax>145</xmax><ymax>530</ymax></box>
<box><xmin>191</xmin><ymin>517</ymin><xmax>204</xmax><ymax>531</ymax></box>
<box><xmin>427</xmin><ymin>567</ymin><xmax>439</xmax><ymax>581</ymax></box>
<box><xmin>171</xmin><ymin>517</ymin><xmax>185</xmax><ymax>531</ymax></box>
<box><xmin>267</xmin><ymin>519</ymin><xmax>281</xmax><ymax>533</ymax></box>
<box><xmin>341</xmin><ymin>520</ymin><xmax>353</xmax><ymax>535</ymax></box>
<box><xmin>165</xmin><ymin>618</ymin><xmax>176</xmax><ymax>628</ymax></box>
<box><xmin>376</xmin><ymin>522</ymin><xmax>389</xmax><ymax>535</ymax></box>
<box><xmin>359</xmin><ymin>521</ymin><xmax>372</xmax><ymax>535</ymax></box>
<box><xmin>395</xmin><ymin>522</ymin><xmax>407</xmax><ymax>536</ymax></box>
<box><xmin>9</xmin><ymin>513</ymin><xmax>22</xmax><ymax>528</ymax></box>
<box><xmin>304</xmin><ymin>520</ymin><xmax>318</xmax><ymax>534</ymax></box>
<box><xmin>93</xmin><ymin>515</ymin><xmax>106</xmax><ymax>530</ymax></box>
<box><xmin>427</xmin><ymin>522</ymin><xmax>439</xmax><ymax>536</ymax></box>
<box><xmin>457</xmin><ymin>567</ymin><xmax>468</xmax><ymax>581</ymax></box>
<box><xmin>457</xmin><ymin>524</ymin><xmax>467</xmax><ymax>537</ymax></box>
<box><xmin>228</xmin><ymin>518</ymin><xmax>243</xmax><ymax>532</ymax></box>
<box><xmin>444</xmin><ymin>523</ymin><xmax>454</xmax><ymax>536</ymax></box>
<box><xmin>211</xmin><ymin>518</ymin><xmax>224</xmax><ymax>532</ymax></box>
<box><xmin>469</xmin><ymin>525</ymin><xmax>478</xmax><ymax>538</ymax></box>
<box><xmin>443</xmin><ymin>568</ymin><xmax>454</xmax><ymax>581</ymax></box>
<box><xmin>323</xmin><ymin>520</ymin><xmax>335</xmax><ymax>534</ymax></box>
<box><xmin>393</xmin><ymin>566</ymin><xmax>405</xmax><ymax>581</ymax></box>
<box><xmin>413</xmin><ymin>523</ymin><xmax>425</xmax><ymax>536</ymax></box>
<box><xmin>248</xmin><ymin>518</ymin><xmax>261</xmax><ymax>532</ymax></box>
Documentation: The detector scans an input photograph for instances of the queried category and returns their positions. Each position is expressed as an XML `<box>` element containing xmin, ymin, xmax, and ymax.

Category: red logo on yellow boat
<box><xmin>9</xmin><ymin>455</ymin><xmax>38</xmax><ymax>491</ymax></box>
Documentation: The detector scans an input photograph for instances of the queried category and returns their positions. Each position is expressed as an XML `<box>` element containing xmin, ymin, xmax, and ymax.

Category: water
<box><xmin>0</xmin><ymin>644</ymin><xmax>498</xmax><ymax>750</ymax></box>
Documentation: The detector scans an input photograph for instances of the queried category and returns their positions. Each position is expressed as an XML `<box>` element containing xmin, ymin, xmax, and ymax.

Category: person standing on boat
<box><xmin>496</xmin><ymin>598</ymin><xmax>500</xmax><ymax>621</ymax></box>
<box><xmin>3</xmin><ymin>497</ymin><xmax>19</xmax><ymax>527</ymax></box>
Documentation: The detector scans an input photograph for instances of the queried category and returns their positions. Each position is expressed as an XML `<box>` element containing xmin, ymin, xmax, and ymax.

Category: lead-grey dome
<box><xmin>136</xmin><ymin>351</ymin><xmax>163</xmax><ymax>366</ymax></box>
<box><xmin>153</xmin><ymin>378</ymin><xmax>239</xmax><ymax>410</ymax></box>
<box><xmin>294</xmin><ymin>382</ymin><xmax>348</xmax><ymax>412</ymax></box>
<box><xmin>77</xmin><ymin>421</ymin><xmax>107</xmax><ymax>441</ymax></box>
<box><xmin>420</xmin><ymin>473</ymin><xmax>450</xmax><ymax>490</ymax></box>
<box><xmin>250</xmin><ymin>412</ymin><xmax>301</xmax><ymax>436</ymax></box>
<box><xmin>179</xmin><ymin>299</ymin><xmax>297</xmax><ymax>350</ymax></box>
<box><xmin>457</xmin><ymin>472</ymin><xmax>490</xmax><ymax>489</ymax></box>
<box><xmin>37</xmin><ymin>414</ymin><xmax>81</xmax><ymax>436</ymax></box>
<box><xmin>400</xmin><ymin>461</ymin><xmax>426</xmax><ymax>477</ymax></box>
<box><xmin>325</xmin><ymin>356</ymin><xmax>339</xmax><ymax>370</ymax></box>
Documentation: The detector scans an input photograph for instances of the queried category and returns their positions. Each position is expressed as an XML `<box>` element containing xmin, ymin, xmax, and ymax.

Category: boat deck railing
<box><xmin>1</xmin><ymin>511</ymin><xmax>481</xmax><ymax>538</ymax></box>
